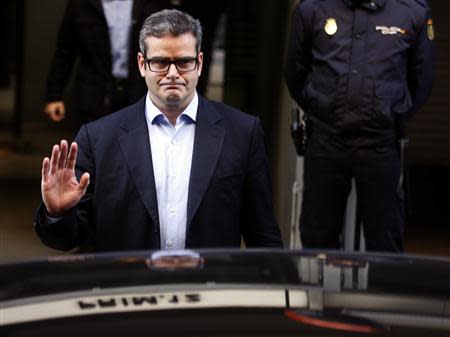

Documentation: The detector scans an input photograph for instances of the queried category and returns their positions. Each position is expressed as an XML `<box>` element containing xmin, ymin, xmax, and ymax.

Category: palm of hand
<box><xmin>41</xmin><ymin>141</ymin><xmax>90</xmax><ymax>217</ymax></box>
<box><xmin>42</xmin><ymin>168</ymin><xmax>83</xmax><ymax>216</ymax></box>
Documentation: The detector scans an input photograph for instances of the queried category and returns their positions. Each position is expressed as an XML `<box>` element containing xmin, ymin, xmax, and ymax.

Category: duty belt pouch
<box><xmin>291</xmin><ymin>108</ymin><xmax>309</xmax><ymax>156</ymax></box>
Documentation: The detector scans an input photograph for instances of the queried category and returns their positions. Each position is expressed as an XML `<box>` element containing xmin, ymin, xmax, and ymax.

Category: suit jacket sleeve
<box><xmin>46</xmin><ymin>0</ymin><xmax>79</xmax><ymax>102</ymax></box>
<box><xmin>240</xmin><ymin>118</ymin><xmax>283</xmax><ymax>248</ymax></box>
<box><xmin>34</xmin><ymin>125</ymin><xmax>95</xmax><ymax>251</ymax></box>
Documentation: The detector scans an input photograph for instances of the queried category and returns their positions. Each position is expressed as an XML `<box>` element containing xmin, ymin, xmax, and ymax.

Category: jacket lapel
<box><xmin>118</xmin><ymin>97</ymin><xmax>160</xmax><ymax>227</ymax></box>
<box><xmin>116</xmin><ymin>96</ymin><xmax>225</xmax><ymax>232</ymax></box>
<box><xmin>186</xmin><ymin>97</ymin><xmax>225</xmax><ymax>229</ymax></box>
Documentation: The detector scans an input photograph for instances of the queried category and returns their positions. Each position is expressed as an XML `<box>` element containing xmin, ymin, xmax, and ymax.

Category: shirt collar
<box><xmin>145</xmin><ymin>92</ymin><xmax>198</xmax><ymax>126</ymax></box>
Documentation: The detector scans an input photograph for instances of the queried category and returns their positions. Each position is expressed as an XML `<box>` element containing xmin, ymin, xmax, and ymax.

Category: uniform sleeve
<box><xmin>284</xmin><ymin>2</ymin><xmax>313</xmax><ymax>110</ymax></box>
<box><xmin>406</xmin><ymin>4</ymin><xmax>435</xmax><ymax>118</ymax></box>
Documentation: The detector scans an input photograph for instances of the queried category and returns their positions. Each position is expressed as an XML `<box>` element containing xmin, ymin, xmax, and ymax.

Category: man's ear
<box><xmin>197</xmin><ymin>52</ymin><xmax>203</xmax><ymax>77</ymax></box>
<box><xmin>137</xmin><ymin>52</ymin><xmax>146</xmax><ymax>77</ymax></box>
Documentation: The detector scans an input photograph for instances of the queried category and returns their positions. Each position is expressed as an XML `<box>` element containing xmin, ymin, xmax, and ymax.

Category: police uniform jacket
<box><xmin>285</xmin><ymin>0</ymin><xmax>435</xmax><ymax>146</ymax></box>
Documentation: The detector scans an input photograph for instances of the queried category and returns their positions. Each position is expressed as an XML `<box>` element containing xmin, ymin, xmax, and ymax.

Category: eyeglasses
<box><xmin>145</xmin><ymin>56</ymin><xmax>198</xmax><ymax>73</ymax></box>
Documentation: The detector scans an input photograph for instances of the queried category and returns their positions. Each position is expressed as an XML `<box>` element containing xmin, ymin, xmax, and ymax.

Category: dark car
<box><xmin>1</xmin><ymin>249</ymin><xmax>450</xmax><ymax>336</ymax></box>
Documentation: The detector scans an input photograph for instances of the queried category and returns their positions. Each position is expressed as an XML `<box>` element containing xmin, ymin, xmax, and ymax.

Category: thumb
<box><xmin>57</xmin><ymin>103</ymin><xmax>66</xmax><ymax>116</ymax></box>
<box><xmin>78</xmin><ymin>172</ymin><xmax>90</xmax><ymax>194</ymax></box>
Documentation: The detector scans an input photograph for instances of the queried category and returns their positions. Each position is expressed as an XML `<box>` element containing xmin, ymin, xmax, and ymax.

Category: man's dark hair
<box><xmin>139</xmin><ymin>9</ymin><xmax>203</xmax><ymax>55</ymax></box>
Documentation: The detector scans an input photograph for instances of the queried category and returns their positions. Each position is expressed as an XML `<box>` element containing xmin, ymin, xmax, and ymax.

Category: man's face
<box><xmin>138</xmin><ymin>33</ymin><xmax>203</xmax><ymax>114</ymax></box>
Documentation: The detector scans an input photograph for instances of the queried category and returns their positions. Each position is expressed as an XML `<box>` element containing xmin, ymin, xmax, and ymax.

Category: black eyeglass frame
<box><xmin>144</xmin><ymin>54</ymin><xmax>199</xmax><ymax>73</ymax></box>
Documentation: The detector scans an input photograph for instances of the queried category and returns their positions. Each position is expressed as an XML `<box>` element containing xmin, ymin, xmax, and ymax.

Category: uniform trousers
<box><xmin>300</xmin><ymin>130</ymin><xmax>405</xmax><ymax>252</ymax></box>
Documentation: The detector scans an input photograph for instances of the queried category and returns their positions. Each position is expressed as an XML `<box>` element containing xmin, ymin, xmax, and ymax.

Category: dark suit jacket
<box><xmin>46</xmin><ymin>0</ymin><xmax>166</xmax><ymax>121</ymax></box>
<box><xmin>35</xmin><ymin>95</ymin><xmax>283</xmax><ymax>252</ymax></box>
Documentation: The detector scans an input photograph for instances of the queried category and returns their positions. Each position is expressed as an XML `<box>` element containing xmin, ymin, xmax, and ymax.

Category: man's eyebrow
<box><xmin>147</xmin><ymin>56</ymin><xmax>170</xmax><ymax>61</ymax></box>
<box><xmin>147</xmin><ymin>56</ymin><xmax>197</xmax><ymax>60</ymax></box>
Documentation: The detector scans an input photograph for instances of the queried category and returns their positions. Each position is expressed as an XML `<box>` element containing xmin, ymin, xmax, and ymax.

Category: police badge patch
<box><xmin>324</xmin><ymin>18</ymin><xmax>338</xmax><ymax>36</ymax></box>
<box><xmin>427</xmin><ymin>19</ymin><xmax>435</xmax><ymax>40</ymax></box>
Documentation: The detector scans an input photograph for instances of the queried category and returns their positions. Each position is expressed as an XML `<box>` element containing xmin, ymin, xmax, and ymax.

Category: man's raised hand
<box><xmin>41</xmin><ymin>140</ymin><xmax>90</xmax><ymax>217</ymax></box>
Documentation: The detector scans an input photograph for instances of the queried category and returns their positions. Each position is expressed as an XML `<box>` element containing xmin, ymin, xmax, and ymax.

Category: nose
<box><xmin>166</xmin><ymin>63</ymin><xmax>179</xmax><ymax>78</ymax></box>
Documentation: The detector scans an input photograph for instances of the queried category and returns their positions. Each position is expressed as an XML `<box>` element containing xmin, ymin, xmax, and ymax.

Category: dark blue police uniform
<box><xmin>285</xmin><ymin>0</ymin><xmax>435</xmax><ymax>251</ymax></box>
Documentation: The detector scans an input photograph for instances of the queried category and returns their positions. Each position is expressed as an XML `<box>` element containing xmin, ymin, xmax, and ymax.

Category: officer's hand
<box><xmin>44</xmin><ymin>101</ymin><xmax>66</xmax><ymax>122</ymax></box>
<box><xmin>41</xmin><ymin>140</ymin><xmax>90</xmax><ymax>217</ymax></box>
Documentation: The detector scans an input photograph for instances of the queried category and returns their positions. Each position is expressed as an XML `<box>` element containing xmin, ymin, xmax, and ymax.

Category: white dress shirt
<box><xmin>145</xmin><ymin>93</ymin><xmax>198</xmax><ymax>250</ymax></box>
<box><xmin>101</xmin><ymin>0</ymin><xmax>133</xmax><ymax>78</ymax></box>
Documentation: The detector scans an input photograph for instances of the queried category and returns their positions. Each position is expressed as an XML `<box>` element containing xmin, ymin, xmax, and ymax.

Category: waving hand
<box><xmin>41</xmin><ymin>140</ymin><xmax>90</xmax><ymax>217</ymax></box>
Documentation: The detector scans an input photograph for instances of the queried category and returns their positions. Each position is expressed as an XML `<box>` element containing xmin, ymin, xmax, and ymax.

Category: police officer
<box><xmin>285</xmin><ymin>0</ymin><xmax>435</xmax><ymax>252</ymax></box>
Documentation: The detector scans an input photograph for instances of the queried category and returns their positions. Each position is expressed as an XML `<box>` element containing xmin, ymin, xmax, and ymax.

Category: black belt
<box><xmin>309</xmin><ymin>115</ymin><xmax>397</xmax><ymax>148</ymax></box>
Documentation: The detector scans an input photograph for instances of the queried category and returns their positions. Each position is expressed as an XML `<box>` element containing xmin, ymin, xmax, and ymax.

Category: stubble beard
<box><xmin>165</xmin><ymin>92</ymin><xmax>183</xmax><ymax>109</ymax></box>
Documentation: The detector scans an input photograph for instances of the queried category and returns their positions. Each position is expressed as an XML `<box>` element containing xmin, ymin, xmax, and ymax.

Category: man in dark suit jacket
<box><xmin>44</xmin><ymin>0</ymin><xmax>166</xmax><ymax>124</ymax></box>
<box><xmin>35</xmin><ymin>9</ymin><xmax>283</xmax><ymax>252</ymax></box>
